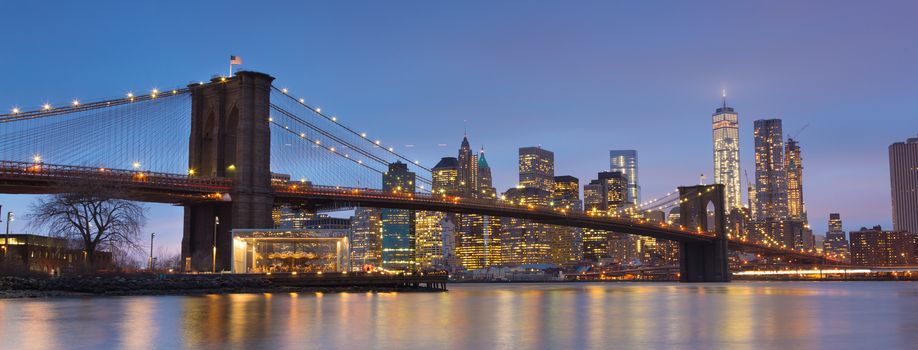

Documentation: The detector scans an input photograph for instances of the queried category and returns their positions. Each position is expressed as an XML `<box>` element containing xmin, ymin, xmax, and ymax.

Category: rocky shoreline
<box><xmin>0</xmin><ymin>275</ymin><xmax>445</xmax><ymax>298</ymax></box>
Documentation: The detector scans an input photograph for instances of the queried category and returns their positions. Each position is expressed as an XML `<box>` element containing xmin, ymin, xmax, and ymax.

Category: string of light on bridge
<box><xmin>272</xmin><ymin>86</ymin><xmax>432</xmax><ymax>174</ymax></box>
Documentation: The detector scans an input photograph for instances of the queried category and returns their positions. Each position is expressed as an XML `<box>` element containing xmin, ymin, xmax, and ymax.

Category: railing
<box><xmin>0</xmin><ymin>160</ymin><xmax>835</xmax><ymax>261</ymax></box>
<box><xmin>0</xmin><ymin>160</ymin><xmax>233</xmax><ymax>193</ymax></box>
<box><xmin>273</xmin><ymin>183</ymin><xmax>717</xmax><ymax>239</ymax></box>
<box><xmin>274</xmin><ymin>183</ymin><xmax>836</xmax><ymax>261</ymax></box>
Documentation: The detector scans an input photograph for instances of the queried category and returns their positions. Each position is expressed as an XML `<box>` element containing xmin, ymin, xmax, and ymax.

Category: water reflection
<box><xmin>0</xmin><ymin>282</ymin><xmax>916</xmax><ymax>349</ymax></box>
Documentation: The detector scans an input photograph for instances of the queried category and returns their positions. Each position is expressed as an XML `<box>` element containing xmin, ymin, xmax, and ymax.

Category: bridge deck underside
<box><xmin>0</xmin><ymin>169</ymin><xmax>835</xmax><ymax>263</ymax></box>
<box><xmin>273</xmin><ymin>190</ymin><xmax>715</xmax><ymax>243</ymax></box>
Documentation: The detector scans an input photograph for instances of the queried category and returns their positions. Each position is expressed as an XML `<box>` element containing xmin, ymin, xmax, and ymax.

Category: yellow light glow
<box><xmin>132</xmin><ymin>162</ymin><xmax>141</xmax><ymax>169</ymax></box>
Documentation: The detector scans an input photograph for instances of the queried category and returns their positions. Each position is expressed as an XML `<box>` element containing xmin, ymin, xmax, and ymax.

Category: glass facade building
<box><xmin>711</xmin><ymin>99</ymin><xmax>742</xmax><ymax>212</ymax></box>
<box><xmin>785</xmin><ymin>138</ymin><xmax>805</xmax><ymax>220</ymax></box>
<box><xmin>381</xmin><ymin>162</ymin><xmax>417</xmax><ymax>271</ymax></box>
<box><xmin>350</xmin><ymin>207</ymin><xmax>381</xmax><ymax>271</ymax></box>
<box><xmin>609</xmin><ymin>150</ymin><xmax>640</xmax><ymax>206</ymax></box>
<box><xmin>753</xmin><ymin>119</ymin><xmax>788</xmax><ymax>221</ymax></box>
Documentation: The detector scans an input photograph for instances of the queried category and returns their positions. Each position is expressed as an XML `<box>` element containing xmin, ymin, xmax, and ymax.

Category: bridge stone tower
<box><xmin>182</xmin><ymin>71</ymin><xmax>275</xmax><ymax>272</ymax></box>
<box><xmin>678</xmin><ymin>184</ymin><xmax>731</xmax><ymax>282</ymax></box>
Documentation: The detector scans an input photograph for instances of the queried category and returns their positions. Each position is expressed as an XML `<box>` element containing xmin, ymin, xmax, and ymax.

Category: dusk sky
<box><xmin>2</xmin><ymin>1</ymin><xmax>917</xmax><ymax>255</ymax></box>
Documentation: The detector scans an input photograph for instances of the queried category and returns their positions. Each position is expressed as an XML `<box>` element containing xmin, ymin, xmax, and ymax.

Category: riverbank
<box><xmin>0</xmin><ymin>273</ymin><xmax>448</xmax><ymax>298</ymax></box>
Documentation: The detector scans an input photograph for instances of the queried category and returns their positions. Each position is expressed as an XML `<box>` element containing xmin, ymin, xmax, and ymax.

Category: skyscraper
<box><xmin>501</xmin><ymin>187</ymin><xmax>552</xmax><ymax>265</ymax></box>
<box><xmin>552</xmin><ymin>175</ymin><xmax>582</xmax><ymax>212</ymax></box>
<box><xmin>711</xmin><ymin>94</ymin><xmax>742</xmax><ymax>211</ymax></box>
<box><xmin>581</xmin><ymin>171</ymin><xmax>631</xmax><ymax>262</ymax></box>
<box><xmin>454</xmin><ymin>135</ymin><xmax>500</xmax><ymax>270</ymax></box>
<box><xmin>415</xmin><ymin>210</ymin><xmax>447</xmax><ymax>268</ymax></box>
<box><xmin>432</xmin><ymin>157</ymin><xmax>459</xmax><ymax>195</ymax></box>
<box><xmin>477</xmin><ymin>149</ymin><xmax>496</xmax><ymax>198</ymax></box>
<box><xmin>350</xmin><ymin>207</ymin><xmax>382</xmax><ymax>271</ymax></box>
<box><xmin>753</xmin><ymin>119</ymin><xmax>788</xmax><ymax>221</ymax></box>
<box><xmin>609</xmin><ymin>150</ymin><xmax>640</xmax><ymax>206</ymax></box>
<box><xmin>889</xmin><ymin>135</ymin><xmax>918</xmax><ymax>234</ymax></box>
<box><xmin>785</xmin><ymin>138</ymin><xmax>806</xmax><ymax>220</ymax></box>
<box><xmin>426</xmin><ymin>156</ymin><xmax>461</xmax><ymax>270</ymax></box>
<box><xmin>823</xmin><ymin>213</ymin><xmax>849</xmax><ymax>261</ymax></box>
<box><xmin>457</xmin><ymin>136</ymin><xmax>478</xmax><ymax>196</ymax></box>
<box><xmin>381</xmin><ymin>162</ymin><xmax>416</xmax><ymax>271</ymax></box>
<box><xmin>551</xmin><ymin>176</ymin><xmax>582</xmax><ymax>263</ymax></box>
<box><xmin>519</xmin><ymin>147</ymin><xmax>555</xmax><ymax>191</ymax></box>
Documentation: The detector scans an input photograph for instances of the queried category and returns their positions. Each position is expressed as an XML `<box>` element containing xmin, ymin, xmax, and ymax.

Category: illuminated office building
<box><xmin>457</xmin><ymin>136</ymin><xmax>478</xmax><ymax>196</ymax></box>
<box><xmin>427</xmin><ymin>156</ymin><xmax>462</xmax><ymax>270</ymax></box>
<box><xmin>501</xmin><ymin>187</ymin><xmax>552</xmax><ymax>265</ymax></box>
<box><xmin>889</xmin><ymin>135</ymin><xmax>918</xmax><ymax>234</ymax></box>
<box><xmin>432</xmin><ymin>157</ymin><xmax>459</xmax><ymax>195</ymax></box>
<box><xmin>457</xmin><ymin>214</ymin><xmax>502</xmax><ymax>269</ymax></box>
<box><xmin>753</xmin><ymin>119</ymin><xmax>788</xmax><ymax>221</ymax></box>
<box><xmin>415</xmin><ymin>211</ymin><xmax>447</xmax><ymax>268</ymax></box>
<box><xmin>381</xmin><ymin>162</ymin><xmax>416</xmax><ymax>271</ymax></box>
<box><xmin>552</xmin><ymin>175</ymin><xmax>582</xmax><ymax>212</ymax></box>
<box><xmin>519</xmin><ymin>146</ymin><xmax>555</xmax><ymax>192</ymax></box>
<box><xmin>785</xmin><ymin>138</ymin><xmax>806</xmax><ymax>220</ymax></box>
<box><xmin>752</xmin><ymin>119</ymin><xmax>787</xmax><ymax>244</ymax></box>
<box><xmin>609</xmin><ymin>150</ymin><xmax>640</xmax><ymax>207</ymax></box>
<box><xmin>581</xmin><ymin>171</ymin><xmax>631</xmax><ymax>262</ymax></box>
<box><xmin>453</xmin><ymin>136</ymin><xmax>501</xmax><ymax>270</ymax></box>
<box><xmin>823</xmin><ymin>213</ymin><xmax>850</xmax><ymax>261</ymax></box>
<box><xmin>477</xmin><ymin>149</ymin><xmax>497</xmax><ymax>198</ymax></box>
<box><xmin>547</xmin><ymin>175</ymin><xmax>582</xmax><ymax>264</ymax></box>
<box><xmin>350</xmin><ymin>207</ymin><xmax>382</xmax><ymax>271</ymax></box>
<box><xmin>711</xmin><ymin>94</ymin><xmax>742</xmax><ymax>211</ymax></box>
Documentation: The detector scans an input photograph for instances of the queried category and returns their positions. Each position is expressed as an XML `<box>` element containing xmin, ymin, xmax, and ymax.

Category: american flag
<box><xmin>230</xmin><ymin>56</ymin><xmax>242</xmax><ymax>65</ymax></box>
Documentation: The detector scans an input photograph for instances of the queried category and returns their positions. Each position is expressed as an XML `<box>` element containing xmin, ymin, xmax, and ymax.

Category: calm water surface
<box><xmin>1</xmin><ymin>282</ymin><xmax>917</xmax><ymax>350</ymax></box>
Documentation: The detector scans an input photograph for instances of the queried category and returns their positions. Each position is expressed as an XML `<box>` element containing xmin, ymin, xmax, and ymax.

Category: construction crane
<box><xmin>788</xmin><ymin>123</ymin><xmax>809</xmax><ymax>140</ymax></box>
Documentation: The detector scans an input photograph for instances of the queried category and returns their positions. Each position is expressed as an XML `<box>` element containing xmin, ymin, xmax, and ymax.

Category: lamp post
<box><xmin>149</xmin><ymin>232</ymin><xmax>155</xmax><ymax>272</ymax></box>
<box><xmin>5</xmin><ymin>211</ymin><xmax>13</xmax><ymax>264</ymax></box>
<box><xmin>212</xmin><ymin>216</ymin><xmax>220</xmax><ymax>273</ymax></box>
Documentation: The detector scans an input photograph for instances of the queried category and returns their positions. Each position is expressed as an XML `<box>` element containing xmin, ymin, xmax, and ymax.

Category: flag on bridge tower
<box><xmin>229</xmin><ymin>56</ymin><xmax>243</xmax><ymax>76</ymax></box>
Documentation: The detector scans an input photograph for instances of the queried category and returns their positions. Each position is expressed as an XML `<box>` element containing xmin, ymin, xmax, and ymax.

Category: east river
<box><xmin>1</xmin><ymin>282</ymin><xmax>916</xmax><ymax>349</ymax></box>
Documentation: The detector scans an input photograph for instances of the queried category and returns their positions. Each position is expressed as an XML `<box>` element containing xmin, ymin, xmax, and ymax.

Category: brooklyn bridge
<box><xmin>0</xmin><ymin>71</ymin><xmax>836</xmax><ymax>282</ymax></box>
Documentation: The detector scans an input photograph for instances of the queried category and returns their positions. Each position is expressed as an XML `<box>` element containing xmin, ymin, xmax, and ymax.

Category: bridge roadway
<box><xmin>0</xmin><ymin>161</ymin><xmax>833</xmax><ymax>262</ymax></box>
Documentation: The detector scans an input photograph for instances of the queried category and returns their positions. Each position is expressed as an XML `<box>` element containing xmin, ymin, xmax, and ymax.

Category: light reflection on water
<box><xmin>1</xmin><ymin>282</ymin><xmax>917</xmax><ymax>350</ymax></box>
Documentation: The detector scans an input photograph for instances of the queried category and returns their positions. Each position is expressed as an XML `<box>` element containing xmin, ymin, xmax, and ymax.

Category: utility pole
<box><xmin>149</xmin><ymin>232</ymin><xmax>155</xmax><ymax>272</ymax></box>
<box><xmin>212</xmin><ymin>216</ymin><xmax>220</xmax><ymax>273</ymax></box>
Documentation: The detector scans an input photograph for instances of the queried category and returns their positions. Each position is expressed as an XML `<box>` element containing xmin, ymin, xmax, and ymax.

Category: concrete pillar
<box><xmin>182</xmin><ymin>72</ymin><xmax>275</xmax><ymax>272</ymax></box>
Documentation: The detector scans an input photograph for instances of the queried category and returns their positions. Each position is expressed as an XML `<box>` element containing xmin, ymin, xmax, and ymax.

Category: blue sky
<box><xmin>1</xmin><ymin>1</ymin><xmax>917</xmax><ymax>253</ymax></box>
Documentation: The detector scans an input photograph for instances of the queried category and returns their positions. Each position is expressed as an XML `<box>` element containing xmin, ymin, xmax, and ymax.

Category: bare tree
<box><xmin>28</xmin><ymin>184</ymin><xmax>147</xmax><ymax>271</ymax></box>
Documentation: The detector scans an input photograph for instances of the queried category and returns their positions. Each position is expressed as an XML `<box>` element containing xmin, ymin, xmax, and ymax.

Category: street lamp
<box><xmin>4</xmin><ymin>211</ymin><xmax>12</xmax><ymax>266</ymax></box>
<box><xmin>212</xmin><ymin>216</ymin><xmax>220</xmax><ymax>273</ymax></box>
<box><xmin>149</xmin><ymin>232</ymin><xmax>155</xmax><ymax>272</ymax></box>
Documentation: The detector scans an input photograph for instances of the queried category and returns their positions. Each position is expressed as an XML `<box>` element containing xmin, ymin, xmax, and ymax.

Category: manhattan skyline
<box><xmin>1</xmin><ymin>1</ymin><xmax>917</xmax><ymax>252</ymax></box>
